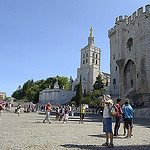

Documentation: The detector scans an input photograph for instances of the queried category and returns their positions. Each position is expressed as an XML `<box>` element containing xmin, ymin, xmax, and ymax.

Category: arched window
<box><xmin>127</xmin><ymin>38</ymin><xmax>133</xmax><ymax>51</ymax></box>
<box><xmin>96</xmin><ymin>60</ymin><xmax>97</xmax><ymax>64</ymax></box>
<box><xmin>96</xmin><ymin>54</ymin><xmax>98</xmax><ymax>58</ymax></box>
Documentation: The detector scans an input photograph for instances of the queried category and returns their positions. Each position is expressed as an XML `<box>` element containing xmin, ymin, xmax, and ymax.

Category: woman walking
<box><xmin>43</xmin><ymin>102</ymin><xmax>51</xmax><ymax>124</ymax></box>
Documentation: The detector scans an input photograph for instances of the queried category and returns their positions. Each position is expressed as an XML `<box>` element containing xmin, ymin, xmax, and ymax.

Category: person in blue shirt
<box><xmin>122</xmin><ymin>99</ymin><xmax>134</xmax><ymax>138</ymax></box>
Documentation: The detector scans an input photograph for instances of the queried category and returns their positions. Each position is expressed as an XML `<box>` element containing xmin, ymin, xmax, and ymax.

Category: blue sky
<box><xmin>0</xmin><ymin>0</ymin><xmax>149</xmax><ymax>97</ymax></box>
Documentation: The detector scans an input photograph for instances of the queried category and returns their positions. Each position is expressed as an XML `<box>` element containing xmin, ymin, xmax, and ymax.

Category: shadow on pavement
<box><xmin>38</xmin><ymin>111</ymin><xmax>150</xmax><ymax>128</ymax></box>
<box><xmin>88</xmin><ymin>134</ymin><xmax>125</xmax><ymax>139</ymax></box>
<box><xmin>61</xmin><ymin>144</ymin><xmax>150</xmax><ymax>150</ymax></box>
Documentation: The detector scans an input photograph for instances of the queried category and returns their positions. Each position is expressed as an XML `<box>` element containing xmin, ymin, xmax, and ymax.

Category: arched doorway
<box><xmin>123</xmin><ymin>59</ymin><xmax>136</xmax><ymax>95</ymax></box>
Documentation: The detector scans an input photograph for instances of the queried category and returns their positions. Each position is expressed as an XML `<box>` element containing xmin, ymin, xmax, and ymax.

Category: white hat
<box><xmin>106</xmin><ymin>95</ymin><xmax>111</xmax><ymax>99</ymax></box>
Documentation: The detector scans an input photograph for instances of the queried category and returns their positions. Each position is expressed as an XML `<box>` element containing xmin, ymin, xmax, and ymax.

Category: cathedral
<box><xmin>39</xmin><ymin>28</ymin><xmax>110</xmax><ymax>105</ymax></box>
<box><xmin>72</xmin><ymin>27</ymin><xmax>110</xmax><ymax>94</ymax></box>
<box><xmin>108</xmin><ymin>5</ymin><xmax>150</xmax><ymax>106</ymax></box>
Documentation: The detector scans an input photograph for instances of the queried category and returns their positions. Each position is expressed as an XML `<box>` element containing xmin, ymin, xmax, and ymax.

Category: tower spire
<box><xmin>88</xmin><ymin>27</ymin><xmax>94</xmax><ymax>45</ymax></box>
<box><xmin>90</xmin><ymin>27</ymin><xmax>93</xmax><ymax>37</ymax></box>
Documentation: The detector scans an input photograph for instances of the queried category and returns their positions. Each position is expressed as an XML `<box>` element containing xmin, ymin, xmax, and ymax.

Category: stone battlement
<box><xmin>108</xmin><ymin>5</ymin><xmax>150</xmax><ymax>36</ymax></box>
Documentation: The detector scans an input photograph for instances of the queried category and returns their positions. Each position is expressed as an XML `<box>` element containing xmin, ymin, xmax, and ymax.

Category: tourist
<box><xmin>63</xmin><ymin>106</ymin><xmax>69</xmax><ymax>123</ymax></box>
<box><xmin>43</xmin><ymin>102</ymin><xmax>51</xmax><ymax>124</ymax></box>
<box><xmin>114</xmin><ymin>99</ymin><xmax>122</xmax><ymax>136</ymax></box>
<box><xmin>17</xmin><ymin>103</ymin><xmax>21</xmax><ymax>117</ymax></box>
<box><xmin>79</xmin><ymin>104</ymin><xmax>86</xmax><ymax>124</ymax></box>
<box><xmin>100</xmin><ymin>95</ymin><xmax>114</xmax><ymax>148</ymax></box>
<box><xmin>122</xmin><ymin>99</ymin><xmax>134</xmax><ymax>138</ymax></box>
<box><xmin>24</xmin><ymin>104</ymin><xmax>27</xmax><ymax>112</ymax></box>
<box><xmin>71</xmin><ymin>106</ymin><xmax>74</xmax><ymax>116</ymax></box>
<box><xmin>56</xmin><ymin>107</ymin><xmax>59</xmax><ymax>120</ymax></box>
<box><xmin>59</xmin><ymin>106</ymin><xmax>63</xmax><ymax>121</ymax></box>
<box><xmin>0</xmin><ymin>98</ymin><xmax>5</xmax><ymax>120</ymax></box>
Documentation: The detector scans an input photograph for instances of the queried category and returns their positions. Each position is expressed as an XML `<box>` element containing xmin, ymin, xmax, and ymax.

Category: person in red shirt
<box><xmin>0</xmin><ymin>99</ymin><xmax>5</xmax><ymax>120</ymax></box>
<box><xmin>43</xmin><ymin>102</ymin><xmax>51</xmax><ymax>124</ymax></box>
<box><xmin>114</xmin><ymin>99</ymin><xmax>122</xmax><ymax>136</ymax></box>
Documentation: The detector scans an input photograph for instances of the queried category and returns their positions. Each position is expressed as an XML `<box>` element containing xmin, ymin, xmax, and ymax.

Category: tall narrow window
<box><xmin>86</xmin><ymin>59</ymin><xmax>88</xmax><ymax>63</ymax></box>
<box><xmin>113</xmin><ymin>78</ymin><xmax>116</xmax><ymax>84</ymax></box>
<box><xmin>92</xmin><ymin>59</ymin><xmax>94</xmax><ymax>63</ymax></box>
<box><xmin>83</xmin><ymin>54</ymin><xmax>85</xmax><ymax>58</ymax></box>
<box><xmin>113</xmin><ymin>54</ymin><xmax>115</xmax><ymax>60</ymax></box>
<box><xmin>86</xmin><ymin>53</ymin><xmax>88</xmax><ymax>57</ymax></box>
<box><xmin>127</xmin><ymin>38</ymin><xmax>133</xmax><ymax>51</ymax></box>
<box><xmin>96</xmin><ymin>54</ymin><xmax>98</xmax><ymax>58</ymax></box>
<box><xmin>83</xmin><ymin>60</ymin><xmax>85</xmax><ymax>64</ymax></box>
<box><xmin>96</xmin><ymin>60</ymin><xmax>97</xmax><ymax>64</ymax></box>
<box><xmin>93</xmin><ymin>53</ymin><xmax>94</xmax><ymax>57</ymax></box>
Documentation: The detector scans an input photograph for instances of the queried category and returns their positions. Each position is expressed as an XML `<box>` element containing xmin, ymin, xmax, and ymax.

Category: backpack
<box><xmin>108</xmin><ymin>104</ymin><xmax>117</xmax><ymax>117</ymax></box>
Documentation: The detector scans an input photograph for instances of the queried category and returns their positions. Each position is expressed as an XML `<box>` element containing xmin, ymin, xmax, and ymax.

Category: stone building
<box><xmin>72</xmin><ymin>28</ymin><xmax>110</xmax><ymax>94</ymax></box>
<box><xmin>0</xmin><ymin>92</ymin><xmax>6</xmax><ymax>100</ymax></box>
<box><xmin>39</xmin><ymin>76</ymin><xmax>76</xmax><ymax>105</ymax></box>
<box><xmin>108</xmin><ymin>5</ymin><xmax>150</xmax><ymax>106</ymax></box>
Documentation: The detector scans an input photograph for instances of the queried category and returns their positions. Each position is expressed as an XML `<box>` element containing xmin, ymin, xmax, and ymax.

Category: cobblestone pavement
<box><xmin>0</xmin><ymin>109</ymin><xmax>150</xmax><ymax>150</ymax></box>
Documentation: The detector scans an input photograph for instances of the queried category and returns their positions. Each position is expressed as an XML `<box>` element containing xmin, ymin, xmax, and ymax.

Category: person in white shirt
<box><xmin>100</xmin><ymin>95</ymin><xmax>114</xmax><ymax>148</ymax></box>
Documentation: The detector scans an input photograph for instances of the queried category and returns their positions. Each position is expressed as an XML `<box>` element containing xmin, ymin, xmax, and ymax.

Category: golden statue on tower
<box><xmin>90</xmin><ymin>27</ymin><xmax>93</xmax><ymax>37</ymax></box>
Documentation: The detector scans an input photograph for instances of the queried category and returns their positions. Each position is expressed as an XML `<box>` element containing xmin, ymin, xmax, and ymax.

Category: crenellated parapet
<box><xmin>108</xmin><ymin>5</ymin><xmax>150</xmax><ymax>36</ymax></box>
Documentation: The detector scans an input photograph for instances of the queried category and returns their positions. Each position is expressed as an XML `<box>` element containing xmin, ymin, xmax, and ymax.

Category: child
<box><xmin>63</xmin><ymin>106</ymin><xmax>69</xmax><ymax>123</ymax></box>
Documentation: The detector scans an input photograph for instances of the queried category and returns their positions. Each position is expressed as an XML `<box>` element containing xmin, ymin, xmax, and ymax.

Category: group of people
<box><xmin>100</xmin><ymin>95</ymin><xmax>134</xmax><ymax>148</ymax></box>
<box><xmin>43</xmin><ymin>103</ymin><xmax>87</xmax><ymax>124</ymax></box>
<box><xmin>0</xmin><ymin>95</ymin><xmax>134</xmax><ymax>148</ymax></box>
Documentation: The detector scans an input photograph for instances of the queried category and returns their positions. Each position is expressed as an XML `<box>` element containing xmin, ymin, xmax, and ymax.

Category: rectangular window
<box><xmin>113</xmin><ymin>54</ymin><xmax>115</xmax><ymax>60</ymax></box>
<box><xmin>86</xmin><ymin>59</ymin><xmax>88</xmax><ymax>63</ymax></box>
<box><xmin>83</xmin><ymin>54</ymin><xmax>85</xmax><ymax>58</ymax></box>
<box><xmin>86</xmin><ymin>53</ymin><xmax>88</xmax><ymax>57</ymax></box>
<box><xmin>131</xmin><ymin>79</ymin><xmax>133</xmax><ymax>87</ymax></box>
<box><xmin>96</xmin><ymin>60</ymin><xmax>97</xmax><ymax>64</ymax></box>
<box><xmin>113</xmin><ymin>78</ymin><xmax>116</xmax><ymax>84</ymax></box>
<box><xmin>92</xmin><ymin>59</ymin><xmax>94</xmax><ymax>63</ymax></box>
<box><xmin>96</xmin><ymin>54</ymin><xmax>98</xmax><ymax>58</ymax></box>
<box><xmin>83</xmin><ymin>60</ymin><xmax>85</xmax><ymax>64</ymax></box>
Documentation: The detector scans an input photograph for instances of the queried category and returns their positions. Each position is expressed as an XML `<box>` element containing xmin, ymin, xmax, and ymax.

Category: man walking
<box><xmin>114</xmin><ymin>99</ymin><xmax>122</xmax><ymax>136</ymax></box>
<box><xmin>100</xmin><ymin>95</ymin><xmax>114</xmax><ymax>148</ymax></box>
<box><xmin>79</xmin><ymin>104</ymin><xmax>86</xmax><ymax>124</ymax></box>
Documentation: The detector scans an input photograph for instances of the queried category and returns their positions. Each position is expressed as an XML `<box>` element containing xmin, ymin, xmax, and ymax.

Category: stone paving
<box><xmin>0</xmin><ymin>109</ymin><xmax>150</xmax><ymax>150</ymax></box>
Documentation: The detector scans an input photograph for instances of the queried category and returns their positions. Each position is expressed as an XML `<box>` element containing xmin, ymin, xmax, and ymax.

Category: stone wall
<box><xmin>134</xmin><ymin>107</ymin><xmax>150</xmax><ymax>119</ymax></box>
<box><xmin>108</xmin><ymin>5</ymin><xmax>150</xmax><ymax>105</ymax></box>
<box><xmin>39</xmin><ymin>89</ymin><xmax>76</xmax><ymax>105</ymax></box>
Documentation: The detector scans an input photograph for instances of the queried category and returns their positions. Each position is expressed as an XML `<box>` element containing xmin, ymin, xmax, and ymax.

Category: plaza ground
<box><xmin>0</xmin><ymin>109</ymin><xmax>150</xmax><ymax>150</ymax></box>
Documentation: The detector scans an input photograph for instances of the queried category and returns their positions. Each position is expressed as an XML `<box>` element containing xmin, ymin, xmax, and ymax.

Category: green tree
<box><xmin>82</xmin><ymin>90</ymin><xmax>105</xmax><ymax>108</ymax></box>
<box><xmin>58</xmin><ymin>76</ymin><xmax>70</xmax><ymax>90</ymax></box>
<box><xmin>26</xmin><ymin>85</ymin><xmax>40</xmax><ymax>102</ymax></box>
<box><xmin>93</xmin><ymin>74</ymin><xmax>104</xmax><ymax>90</ymax></box>
<box><xmin>75</xmin><ymin>77</ymin><xmax>82</xmax><ymax>106</ymax></box>
<box><xmin>22</xmin><ymin>80</ymin><xmax>34</xmax><ymax>98</ymax></box>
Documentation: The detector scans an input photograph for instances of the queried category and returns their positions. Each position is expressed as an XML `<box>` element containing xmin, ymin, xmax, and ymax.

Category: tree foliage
<box><xmin>82</xmin><ymin>90</ymin><xmax>105</xmax><ymax>108</ymax></box>
<box><xmin>93</xmin><ymin>74</ymin><xmax>104</xmax><ymax>90</ymax></box>
<box><xmin>82</xmin><ymin>74</ymin><xmax>106</xmax><ymax>108</ymax></box>
<box><xmin>12</xmin><ymin>76</ymin><xmax>71</xmax><ymax>103</ymax></box>
<box><xmin>75</xmin><ymin>77</ymin><xmax>82</xmax><ymax>107</ymax></box>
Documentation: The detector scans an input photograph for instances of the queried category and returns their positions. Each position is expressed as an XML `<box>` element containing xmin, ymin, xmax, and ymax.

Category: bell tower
<box><xmin>72</xmin><ymin>27</ymin><xmax>101</xmax><ymax>94</ymax></box>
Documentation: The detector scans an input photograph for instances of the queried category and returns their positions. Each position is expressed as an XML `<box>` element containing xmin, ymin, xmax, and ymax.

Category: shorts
<box><xmin>124</xmin><ymin>118</ymin><xmax>133</xmax><ymax>129</ymax></box>
<box><xmin>103</xmin><ymin>118</ymin><xmax>112</xmax><ymax>133</ymax></box>
<box><xmin>64</xmin><ymin>114</ymin><xmax>68</xmax><ymax>120</ymax></box>
<box><xmin>80</xmin><ymin>113</ymin><xmax>85</xmax><ymax>119</ymax></box>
